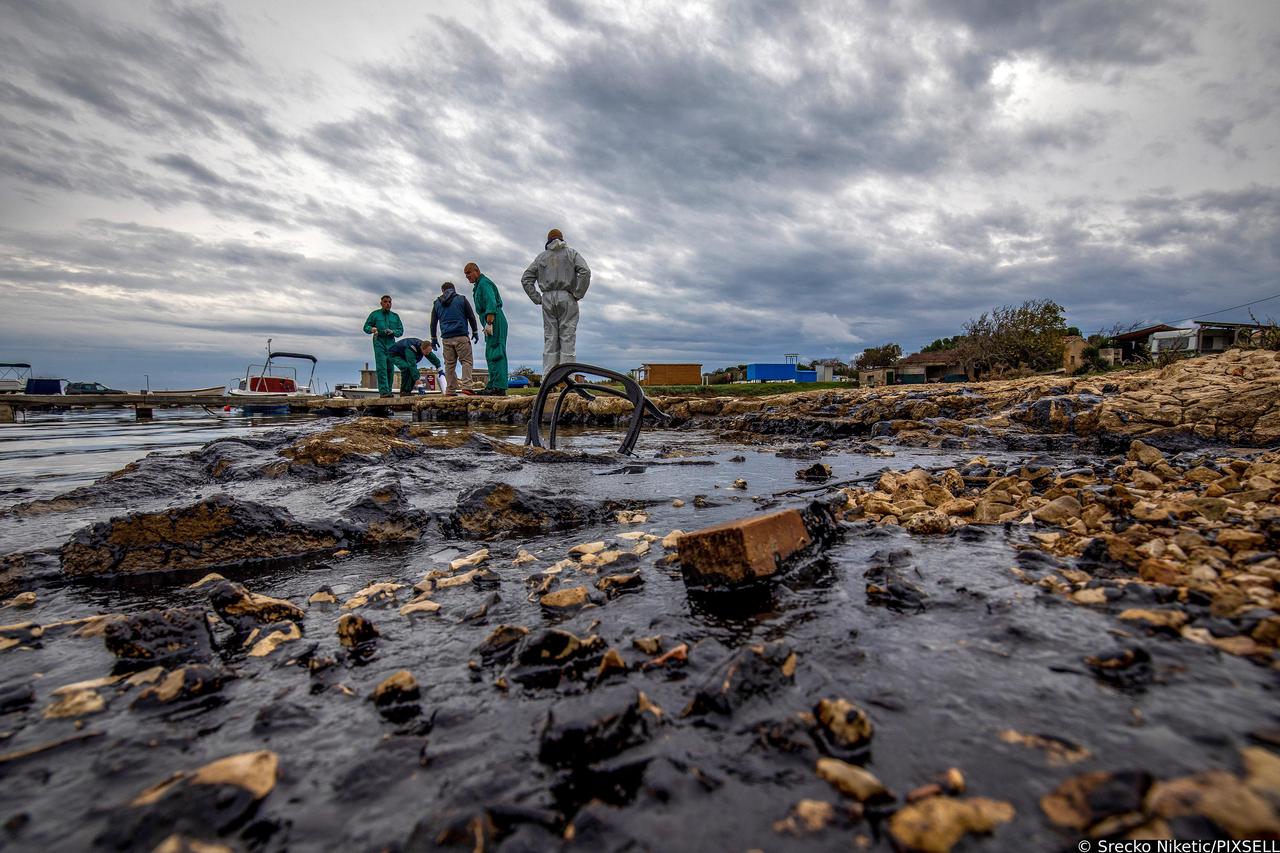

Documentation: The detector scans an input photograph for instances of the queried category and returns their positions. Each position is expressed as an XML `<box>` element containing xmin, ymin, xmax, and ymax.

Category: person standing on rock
<box><xmin>430</xmin><ymin>281</ymin><xmax>480</xmax><ymax>396</ymax></box>
<box><xmin>363</xmin><ymin>294</ymin><xmax>403</xmax><ymax>397</ymax></box>
<box><xmin>521</xmin><ymin>228</ymin><xmax>590</xmax><ymax>377</ymax></box>
<box><xmin>464</xmin><ymin>262</ymin><xmax>508</xmax><ymax>396</ymax></box>
<box><xmin>386</xmin><ymin>337</ymin><xmax>441</xmax><ymax>395</ymax></box>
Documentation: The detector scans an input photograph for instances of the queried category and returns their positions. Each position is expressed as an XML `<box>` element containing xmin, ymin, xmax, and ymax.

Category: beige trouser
<box><xmin>442</xmin><ymin>336</ymin><xmax>473</xmax><ymax>388</ymax></box>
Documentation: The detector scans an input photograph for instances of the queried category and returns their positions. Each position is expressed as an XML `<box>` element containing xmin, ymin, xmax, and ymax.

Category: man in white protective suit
<box><xmin>520</xmin><ymin>228</ymin><xmax>591</xmax><ymax>377</ymax></box>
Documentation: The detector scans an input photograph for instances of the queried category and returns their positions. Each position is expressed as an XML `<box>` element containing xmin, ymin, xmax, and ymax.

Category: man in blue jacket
<box><xmin>386</xmin><ymin>337</ymin><xmax>441</xmax><ymax>395</ymax></box>
<box><xmin>429</xmin><ymin>281</ymin><xmax>479</xmax><ymax>395</ymax></box>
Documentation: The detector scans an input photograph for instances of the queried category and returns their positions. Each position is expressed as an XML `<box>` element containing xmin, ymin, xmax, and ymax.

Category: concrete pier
<box><xmin>0</xmin><ymin>392</ymin><xmax>494</xmax><ymax>421</ymax></box>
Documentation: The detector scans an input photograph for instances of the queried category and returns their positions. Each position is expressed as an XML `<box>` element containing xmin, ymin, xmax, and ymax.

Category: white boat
<box><xmin>147</xmin><ymin>386</ymin><xmax>225</xmax><ymax>397</ymax></box>
<box><xmin>333</xmin><ymin>384</ymin><xmax>382</xmax><ymax>399</ymax></box>
<box><xmin>0</xmin><ymin>363</ymin><xmax>32</xmax><ymax>394</ymax></box>
<box><xmin>227</xmin><ymin>341</ymin><xmax>320</xmax><ymax>412</ymax></box>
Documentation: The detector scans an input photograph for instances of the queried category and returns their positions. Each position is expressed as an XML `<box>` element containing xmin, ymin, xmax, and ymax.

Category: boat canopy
<box><xmin>267</xmin><ymin>352</ymin><xmax>317</xmax><ymax>363</ymax></box>
<box><xmin>0</xmin><ymin>363</ymin><xmax>32</xmax><ymax>368</ymax></box>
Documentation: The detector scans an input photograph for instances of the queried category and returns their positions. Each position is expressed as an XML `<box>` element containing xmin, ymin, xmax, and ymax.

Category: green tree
<box><xmin>854</xmin><ymin>343</ymin><xmax>903</xmax><ymax>370</ymax></box>
<box><xmin>954</xmin><ymin>299</ymin><xmax>1068</xmax><ymax>375</ymax></box>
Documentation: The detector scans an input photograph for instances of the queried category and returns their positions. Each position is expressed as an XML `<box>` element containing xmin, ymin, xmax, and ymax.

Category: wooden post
<box><xmin>0</xmin><ymin>404</ymin><xmax>14</xmax><ymax>424</ymax></box>
<box><xmin>135</xmin><ymin>407</ymin><xmax>153</xmax><ymax>420</ymax></box>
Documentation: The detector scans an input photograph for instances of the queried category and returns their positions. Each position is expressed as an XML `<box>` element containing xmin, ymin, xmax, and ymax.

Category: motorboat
<box><xmin>0</xmin><ymin>363</ymin><xmax>32</xmax><ymax>394</ymax></box>
<box><xmin>333</xmin><ymin>384</ymin><xmax>382</xmax><ymax>399</ymax></box>
<box><xmin>146</xmin><ymin>386</ymin><xmax>226</xmax><ymax>397</ymax></box>
<box><xmin>227</xmin><ymin>340</ymin><xmax>320</xmax><ymax>413</ymax></box>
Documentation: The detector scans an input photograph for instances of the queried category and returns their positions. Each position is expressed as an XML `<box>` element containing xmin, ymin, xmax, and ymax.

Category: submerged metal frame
<box><xmin>525</xmin><ymin>362</ymin><xmax>668</xmax><ymax>456</ymax></box>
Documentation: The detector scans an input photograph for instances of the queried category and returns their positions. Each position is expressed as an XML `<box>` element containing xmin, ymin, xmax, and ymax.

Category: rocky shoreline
<box><xmin>0</xmin><ymin>349</ymin><xmax>1278</xmax><ymax>850</ymax></box>
<box><xmin>415</xmin><ymin>349</ymin><xmax>1280</xmax><ymax>451</ymax></box>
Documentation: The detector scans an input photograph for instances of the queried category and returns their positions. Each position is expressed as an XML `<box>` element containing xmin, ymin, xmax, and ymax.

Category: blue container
<box><xmin>795</xmin><ymin>370</ymin><xmax>817</xmax><ymax>383</ymax></box>
<box><xmin>745</xmin><ymin>363</ymin><xmax>797</xmax><ymax>382</ymax></box>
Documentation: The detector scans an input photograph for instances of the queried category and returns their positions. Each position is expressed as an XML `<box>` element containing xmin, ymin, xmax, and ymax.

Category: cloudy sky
<box><xmin>1</xmin><ymin>0</ymin><xmax>1278</xmax><ymax>390</ymax></box>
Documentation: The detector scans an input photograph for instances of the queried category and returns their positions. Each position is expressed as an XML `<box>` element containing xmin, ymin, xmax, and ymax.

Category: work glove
<box><xmin>531</xmin><ymin>293</ymin><xmax>542</xmax><ymax>305</ymax></box>
<box><xmin>484</xmin><ymin>323</ymin><xmax>494</xmax><ymax>337</ymax></box>
<box><xmin>471</xmin><ymin>332</ymin><xmax>479</xmax><ymax>344</ymax></box>
<box><xmin>429</xmin><ymin>340</ymin><xmax>438</xmax><ymax>350</ymax></box>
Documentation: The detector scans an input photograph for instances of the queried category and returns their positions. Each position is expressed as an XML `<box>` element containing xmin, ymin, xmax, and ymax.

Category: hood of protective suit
<box><xmin>545</xmin><ymin>238</ymin><xmax>566</xmax><ymax>251</ymax></box>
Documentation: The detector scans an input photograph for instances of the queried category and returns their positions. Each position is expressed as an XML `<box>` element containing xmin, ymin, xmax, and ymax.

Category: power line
<box><xmin>1190</xmin><ymin>291</ymin><xmax>1280</xmax><ymax>320</ymax></box>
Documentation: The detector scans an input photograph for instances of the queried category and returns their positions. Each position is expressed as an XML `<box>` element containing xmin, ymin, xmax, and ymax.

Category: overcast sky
<box><xmin>1</xmin><ymin>0</ymin><xmax>1278</xmax><ymax>389</ymax></box>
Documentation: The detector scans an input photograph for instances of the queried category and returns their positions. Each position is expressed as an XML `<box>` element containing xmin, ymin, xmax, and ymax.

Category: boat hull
<box><xmin>148</xmin><ymin>386</ymin><xmax>225</xmax><ymax>397</ymax></box>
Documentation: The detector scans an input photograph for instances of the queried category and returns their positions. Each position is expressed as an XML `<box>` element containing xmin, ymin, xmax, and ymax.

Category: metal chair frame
<box><xmin>525</xmin><ymin>362</ymin><xmax>669</xmax><ymax>456</ymax></box>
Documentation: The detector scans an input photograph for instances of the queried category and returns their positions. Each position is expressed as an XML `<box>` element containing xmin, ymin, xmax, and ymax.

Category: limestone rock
<box><xmin>888</xmin><ymin>796</ymin><xmax>1015</xmax><ymax>853</ymax></box>
<box><xmin>398</xmin><ymin>596</ymin><xmax>441</xmax><ymax>617</ymax></box>
<box><xmin>538</xmin><ymin>685</ymin><xmax>659</xmax><ymax>766</ymax></box>
<box><xmin>1032</xmin><ymin>495</ymin><xmax>1082</xmax><ymax>527</ymax></box>
<box><xmin>596</xmin><ymin>572</ymin><xmax>643</xmax><ymax>595</ymax></box>
<box><xmin>133</xmin><ymin>664</ymin><xmax>228</xmax><ymax>707</ymax></box>
<box><xmin>904</xmin><ymin>510</ymin><xmax>952</xmax><ymax>535</ymax></box>
<box><xmin>44</xmin><ymin>687</ymin><xmax>107</xmax><ymax>719</ymax></box>
<box><xmin>371</xmin><ymin>670</ymin><xmax>419</xmax><ymax>705</ymax></box>
<box><xmin>815</xmin><ymin>758</ymin><xmax>890</xmax><ymax>803</ymax></box>
<box><xmin>280</xmin><ymin>417</ymin><xmax>420</xmax><ymax>468</ymax></box>
<box><xmin>540</xmin><ymin>585</ymin><xmax>591</xmax><ymax>612</ymax></box>
<box><xmin>340</xmin><ymin>582</ymin><xmax>404</xmax><ymax>610</ymax></box>
<box><xmin>814</xmin><ymin>698</ymin><xmax>874</xmax><ymax>756</ymax></box>
<box><xmin>476</xmin><ymin>624</ymin><xmax>529</xmax><ymax>661</ymax></box>
<box><xmin>61</xmin><ymin>495</ymin><xmax>341</xmax><ymax>577</ymax></box>
<box><xmin>208</xmin><ymin>580</ymin><xmax>305</xmax><ymax>631</ymax></box>
<box><xmin>101</xmin><ymin>751</ymin><xmax>279</xmax><ymax>850</ymax></box>
<box><xmin>773</xmin><ymin>799</ymin><xmax>842</xmax><ymax>836</ymax></box>
<box><xmin>683</xmin><ymin>642</ymin><xmax>797</xmax><ymax>716</ymax></box>
<box><xmin>446</xmin><ymin>483</ymin><xmax>606</xmax><ymax>538</ymax></box>
<box><xmin>1146</xmin><ymin>768</ymin><xmax>1280</xmax><ymax>838</ymax></box>
<box><xmin>246</xmin><ymin>623</ymin><xmax>302</xmax><ymax>657</ymax></box>
<box><xmin>1041</xmin><ymin>770</ymin><xmax>1152</xmax><ymax>831</ymax></box>
<box><xmin>796</xmin><ymin>463</ymin><xmax>832</xmax><ymax>482</ymax></box>
<box><xmin>103</xmin><ymin>607</ymin><xmax>214</xmax><ymax>668</ymax></box>
<box><xmin>337</xmin><ymin>613</ymin><xmax>379</xmax><ymax>649</ymax></box>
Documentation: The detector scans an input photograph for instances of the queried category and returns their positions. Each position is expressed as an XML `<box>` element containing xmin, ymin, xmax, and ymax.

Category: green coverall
<box><xmin>388</xmin><ymin>340</ymin><xmax>442</xmax><ymax>394</ymax></box>
<box><xmin>471</xmin><ymin>274</ymin><xmax>508</xmax><ymax>392</ymax></box>
<box><xmin>363</xmin><ymin>308</ymin><xmax>404</xmax><ymax>396</ymax></box>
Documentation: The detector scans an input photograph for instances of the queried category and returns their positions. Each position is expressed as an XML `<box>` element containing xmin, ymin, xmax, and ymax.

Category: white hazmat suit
<box><xmin>521</xmin><ymin>237</ymin><xmax>591</xmax><ymax>376</ymax></box>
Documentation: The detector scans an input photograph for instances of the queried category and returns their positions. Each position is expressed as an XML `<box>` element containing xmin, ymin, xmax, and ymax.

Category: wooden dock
<box><xmin>0</xmin><ymin>393</ymin><xmax>468</xmax><ymax>423</ymax></box>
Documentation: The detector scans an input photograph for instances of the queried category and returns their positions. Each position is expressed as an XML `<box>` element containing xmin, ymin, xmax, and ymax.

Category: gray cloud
<box><xmin>0</xmin><ymin>0</ymin><xmax>1276</xmax><ymax>387</ymax></box>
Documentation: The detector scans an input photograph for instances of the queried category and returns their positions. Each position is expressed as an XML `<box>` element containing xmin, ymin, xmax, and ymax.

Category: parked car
<box><xmin>508</xmin><ymin>375</ymin><xmax>531</xmax><ymax>389</ymax></box>
<box><xmin>66</xmin><ymin>381</ymin><xmax>124</xmax><ymax>395</ymax></box>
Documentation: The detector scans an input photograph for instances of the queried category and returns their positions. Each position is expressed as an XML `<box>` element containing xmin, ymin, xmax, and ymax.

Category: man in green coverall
<box><xmin>464</xmin><ymin>262</ymin><xmax>508</xmax><ymax>395</ymax></box>
<box><xmin>363</xmin><ymin>294</ymin><xmax>404</xmax><ymax>397</ymax></box>
<box><xmin>386</xmin><ymin>337</ymin><xmax>441</xmax><ymax>394</ymax></box>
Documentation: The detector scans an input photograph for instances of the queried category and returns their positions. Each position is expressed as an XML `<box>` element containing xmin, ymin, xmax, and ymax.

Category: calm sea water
<box><xmin>0</xmin><ymin>407</ymin><xmax>322</xmax><ymax>509</ymax></box>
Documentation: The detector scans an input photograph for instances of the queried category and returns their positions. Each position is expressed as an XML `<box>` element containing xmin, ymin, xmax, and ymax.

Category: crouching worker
<box><xmin>386</xmin><ymin>337</ymin><xmax>441</xmax><ymax>395</ymax></box>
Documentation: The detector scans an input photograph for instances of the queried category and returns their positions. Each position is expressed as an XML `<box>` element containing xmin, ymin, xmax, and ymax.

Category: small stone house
<box><xmin>1062</xmin><ymin>336</ymin><xmax>1087</xmax><ymax>373</ymax></box>
<box><xmin>895</xmin><ymin>352</ymin><xmax>967</xmax><ymax>384</ymax></box>
<box><xmin>857</xmin><ymin>367</ymin><xmax>896</xmax><ymax>387</ymax></box>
